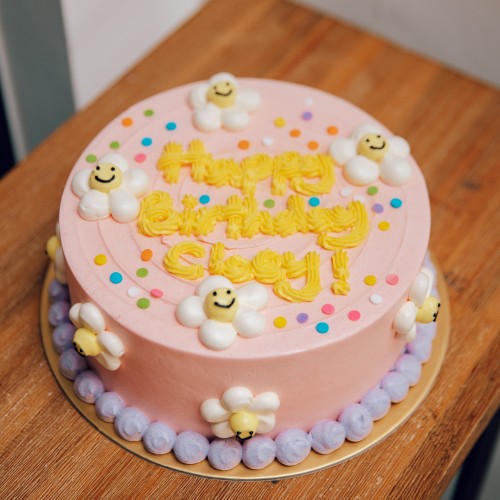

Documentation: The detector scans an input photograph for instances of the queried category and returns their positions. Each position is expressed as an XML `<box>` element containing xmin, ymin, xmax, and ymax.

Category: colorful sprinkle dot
<box><xmin>134</xmin><ymin>153</ymin><xmax>146</xmax><ymax>163</ymax></box>
<box><xmin>274</xmin><ymin>316</ymin><xmax>287</xmax><ymax>328</ymax></box>
<box><xmin>166</xmin><ymin>121</ymin><xmax>177</xmax><ymax>131</ymax></box>
<box><xmin>316</xmin><ymin>322</ymin><xmax>329</xmax><ymax>334</ymax></box>
<box><xmin>302</xmin><ymin>111</ymin><xmax>313</xmax><ymax>121</ymax></box>
<box><xmin>141</xmin><ymin>137</ymin><xmax>152</xmax><ymax>147</ymax></box>
<box><xmin>110</xmin><ymin>272</ymin><xmax>123</xmax><ymax>284</ymax></box>
<box><xmin>109</xmin><ymin>141</ymin><xmax>120</xmax><ymax>150</ymax></box>
<box><xmin>94</xmin><ymin>254</ymin><xmax>107</xmax><ymax>266</ymax></box>
<box><xmin>340</xmin><ymin>187</ymin><xmax>352</xmax><ymax>197</ymax></box>
<box><xmin>307</xmin><ymin>141</ymin><xmax>319</xmax><ymax>151</ymax></box>
<box><xmin>372</xmin><ymin>203</ymin><xmax>384</xmax><ymax>214</ymax></box>
<box><xmin>304</xmin><ymin>97</ymin><xmax>314</xmax><ymax>106</ymax></box>
<box><xmin>274</xmin><ymin>117</ymin><xmax>285</xmax><ymax>128</ymax></box>
<box><xmin>150</xmin><ymin>289</ymin><xmax>163</xmax><ymax>298</ymax></box>
<box><xmin>121</xmin><ymin>117</ymin><xmax>133</xmax><ymax>127</ymax></box>
<box><xmin>309</xmin><ymin>197</ymin><xmax>320</xmax><ymax>207</ymax></box>
<box><xmin>199</xmin><ymin>194</ymin><xmax>210</xmax><ymax>204</ymax></box>
<box><xmin>367</xmin><ymin>186</ymin><xmax>378</xmax><ymax>195</ymax></box>
<box><xmin>144</xmin><ymin>109</ymin><xmax>154</xmax><ymax>117</ymax></box>
<box><xmin>386</xmin><ymin>274</ymin><xmax>399</xmax><ymax>285</ymax></box>
<box><xmin>141</xmin><ymin>249</ymin><xmax>153</xmax><ymax>261</ymax></box>
<box><xmin>370</xmin><ymin>294</ymin><xmax>383</xmax><ymax>305</ymax></box>
<box><xmin>85</xmin><ymin>154</ymin><xmax>97</xmax><ymax>163</ymax></box>
<box><xmin>127</xmin><ymin>287</ymin><xmax>139</xmax><ymax>298</ymax></box>
<box><xmin>263</xmin><ymin>199</ymin><xmax>275</xmax><ymax>208</ymax></box>
<box><xmin>321</xmin><ymin>304</ymin><xmax>335</xmax><ymax>315</ymax></box>
<box><xmin>390</xmin><ymin>198</ymin><xmax>403</xmax><ymax>208</ymax></box>
<box><xmin>297</xmin><ymin>313</ymin><xmax>309</xmax><ymax>324</ymax></box>
<box><xmin>137</xmin><ymin>298</ymin><xmax>150</xmax><ymax>309</ymax></box>
<box><xmin>364</xmin><ymin>275</ymin><xmax>377</xmax><ymax>286</ymax></box>
<box><xmin>136</xmin><ymin>268</ymin><xmax>148</xmax><ymax>278</ymax></box>
<box><xmin>289</xmin><ymin>129</ymin><xmax>301</xmax><ymax>138</ymax></box>
<box><xmin>262</xmin><ymin>136</ymin><xmax>274</xmax><ymax>147</ymax></box>
<box><xmin>348</xmin><ymin>310</ymin><xmax>361</xmax><ymax>321</ymax></box>
<box><xmin>353</xmin><ymin>195</ymin><xmax>366</xmax><ymax>203</ymax></box>
<box><xmin>327</xmin><ymin>125</ymin><xmax>338</xmax><ymax>135</ymax></box>
<box><xmin>238</xmin><ymin>140</ymin><xmax>250</xmax><ymax>150</ymax></box>
<box><xmin>378</xmin><ymin>221</ymin><xmax>390</xmax><ymax>231</ymax></box>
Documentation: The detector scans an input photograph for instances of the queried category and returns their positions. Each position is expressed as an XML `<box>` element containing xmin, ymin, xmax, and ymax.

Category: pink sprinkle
<box><xmin>321</xmin><ymin>304</ymin><xmax>335</xmax><ymax>315</ymax></box>
<box><xmin>150</xmin><ymin>289</ymin><xmax>163</xmax><ymax>298</ymax></box>
<box><xmin>386</xmin><ymin>274</ymin><xmax>399</xmax><ymax>285</ymax></box>
<box><xmin>134</xmin><ymin>153</ymin><xmax>146</xmax><ymax>163</ymax></box>
<box><xmin>348</xmin><ymin>310</ymin><xmax>361</xmax><ymax>321</ymax></box>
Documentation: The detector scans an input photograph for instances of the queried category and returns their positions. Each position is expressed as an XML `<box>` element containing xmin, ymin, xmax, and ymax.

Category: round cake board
<box><xmin>40</xmin><ymin>257</ymin><xmax>450</xmax><ymax>481</ymax></box>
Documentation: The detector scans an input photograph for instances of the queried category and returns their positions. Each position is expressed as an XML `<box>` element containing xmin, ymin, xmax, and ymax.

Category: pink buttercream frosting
<box><xmin>59</xmin><ymin>79</ymin><xmax>430</xmax><ymax>436</ymax></box>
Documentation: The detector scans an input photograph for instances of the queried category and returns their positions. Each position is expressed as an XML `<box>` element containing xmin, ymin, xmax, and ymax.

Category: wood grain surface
<box><xmin>1</xmin><ymin>0</ymin><xmax>499</xmax><ymax>498</ymax></box>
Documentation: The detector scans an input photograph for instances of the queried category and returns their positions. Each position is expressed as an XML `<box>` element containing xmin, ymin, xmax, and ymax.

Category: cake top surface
<box><xmin>60</xmin><ymin>78</ymin><xmax>430</xmax><ymax>359</ymax></box>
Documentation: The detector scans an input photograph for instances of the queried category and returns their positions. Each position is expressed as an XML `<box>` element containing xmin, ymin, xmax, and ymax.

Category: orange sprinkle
<box><xmin>122</xmin><ymin>117</ymin><xmax>133</xmax><ymax>127</ymax></box>
<box><xmin>290</xmin><ymin>129</ymin><xmax>301</xmax><ymax>138</ymax></box>
<box><xmin>327</xmin><ymin>125</ymin><xmax>338</xmax><ymax>135</ymax></box>
<box><xmin>141</xmin><ymin>249</ymin><xmax>153</xmax><ymax>261</ymax></box>
<box><xmin>307</xmin><ymin>141</ymin><xmax>319</xmax><ymax>150</ymax></box>
<box><xmin>238</xmin><ymin>140</ymin><xmax>250</xmax><ymax>150</ymax></box>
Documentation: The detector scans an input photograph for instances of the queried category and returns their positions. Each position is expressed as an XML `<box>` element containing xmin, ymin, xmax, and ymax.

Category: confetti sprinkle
<box><xmin>290</xmin><ymin>129</ymin><xmax>301</xmax><ymax>138</ymax></box>
<box><xmin>297</xmin><ymin>313</ymin><xmax>308</xmax><ymax>324</ymax></box>
<box><xmin>137</xmin><ymin>298</ymin><xmax>150</xmax><ymax>309</ymax></box>
<box><xmin>274</xmin><ymin>316</ymin><xmax>287</xmax><ymax>328</ymax></box>
<box><xmin>166</xmin><ymin>122</ymin><xmax>177</xmax><ymax>131</ymax></box>
<box><xmin>127</xmin><ymin>287</ymin><xmax>139</xmax><ymax>298</ymax></box>
<box><xmin>367</xmin><ymin>186</ymin><xmax>378</xmax><ymax>195</ymax></box>
<box><xmin>386</xmin><ymin>274</ymin><xmax>399</xmax><ymax>285</ymax></box>
<box><xmin>370</xmin><ymin>294</ymin><xmax>383</xmax><ymax>305</ymax></box>
<box><xmin>94</xmin><ymin>254</ymin><xmax>107</xmax><ymax>266</ymax></box>
<box><xmin>321</xmin><ymin>304</ymin><xmax>335</xmax><ymax>315</ymax></box>
<box><xmin>348</xmin><ymin>310</ymin><xmax>361</xmax><ymax>321</ymax></box>
<box><xmin>364</xmin><ymin>275</ymin><xmax>377</xmax><ymax>286</ymax></box>
<box><xmin>122</xmin><ymin>117</ymin><xmax>133</xmax><ymax>127</ymax></box>
<box><xmin>150</xmin><ymin>289</ymin><xmax>163</xmax><ymax>298</ymax></box>
<box><xmin>141</xmin><ymin>137</ymin><xmax>152</xmax><ymax>147</ymax></box>
<box><xmin>372</xmin><ymin>204</ymin><xmax>384</xmax><ymax>214</ymax></box>
<box><xmin>110</xmin><ymin>272</ymin><xmax>123</xmax><ymax>284</ymax></box>
<box><xmin>353</xmin><ymin>195</ymin><xmax>366</xmax><ymax>203</ymax></box>
<box><xmin>378</xmin><ymin>221</ymin><xmax>390</xmax><ymax>231</ymax></box>
<box><xmin>199</xmin><ymin>194</ymin><xmax>210</xmax><ymax>204</ymax></box>
<box><xmin>309</xmin><ymin>197</ymin><xmax>320</xmax><ymax>207</ymax></box>
<box><xmin>307</xmin><ymin>141</ymin><xmax>319</xmax><ymax>151</ymax></box>
<box><xmin>85</xmin><ymin>154</ymin><xmax>97</xmax><ymax>163</ymax></box>
<box><xmin>390</xmin><ymin>198</ymin><xmax>403</xmax><ymax>208</ymax></box>
<box><xmin>340</xmin><ymin>187</ymin><xmax>352</xmax><ymax>197</ymax></box>
<box><xmin>238</xmin><ymin>140</ymin><xmax>250</xmax><ymax>150</ymax></box>
<box><xmin>304</xmin><ymin>98</ymin><xmax>314</xmax><ymax>106</ymax></box>
<box><xmin>109</xmin><ymin>141</ymin><xmax>120</xmax><ymax>150</ymax></box>
<box><xmin>263</xmin><ymin>199</ymin><xmax>275</xmax><ymax>208</ymax></box>
<box><xmin>274</xmin><ymin>117</ymin><xmax>285</xmax><ymax>128</ymax></box>
<box><xmin>302</xmin><ymin>111</ymin><xmax>313</xmax><ymax>121</ymax></box>
<box><xmin>316</xmin><ymin>322</ymin><xmax>329</xmax><ymax>334</ymax></box>
<box><xmin>141</xmin><ymin>249</ymin><xmax>153</xmax><ymax>261</ymax></box>
<box><xmin>327</xmin><ymin>125</ymin><xmax>338</xmax><ymax>135</ymax></box>
<box><xmin>136</xmin><ymin>268</ymin><xmax>148</xmax><ymax>278</ymax></box>
<box><xmin>262</xmin><ymin>136</ymin><xmax>274</xmax><ymax>147</ymax></box>
<box><xmin>144</xmin><ymin>109</ymin><xmax>154</xmax><ymax>117</ymax></box>
<box><xmin>134</xmin><ymin>153</ymin><xmax>146</xmax><ymax>163</ymax></box>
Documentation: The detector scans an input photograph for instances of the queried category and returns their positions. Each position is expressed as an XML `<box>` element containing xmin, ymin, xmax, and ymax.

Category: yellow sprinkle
<box><xmin>94</xmin><ymin>254</ymin><xmax>107</xmax><ymax>266</ymax></box>
<box><xmin>274</xmin><ymin>117</ymin><xmax>286</xmax><ymax>128</ymax></box>
<box><xmin>378</xmin><ymin>221</ymin><xmax>390</xmax><ymax>231</ymax></box>
<box><xmin>274</xmin><ymin>316</ymin><xmax>287</xmax><ymax>328</ymax></box>
<box><xmin>364</xmin><ymin>275</ymin><xmax>377</xmax><ymax>286</ymax></box>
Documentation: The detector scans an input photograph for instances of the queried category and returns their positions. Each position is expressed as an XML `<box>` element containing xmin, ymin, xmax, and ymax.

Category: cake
<box><xmin>46</xmin><ymin>73</ymin><xmax>441</xmax><ymax>471</ymax></box>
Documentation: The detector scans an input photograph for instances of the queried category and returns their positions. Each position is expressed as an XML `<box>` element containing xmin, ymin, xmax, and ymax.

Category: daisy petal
<box><xmin>233</xmin><ymin>307</ymin><xmax>265</xmax><ymax>338</ymax></box>
<box><xmin>248</xmin><ymin>392</ymin><xmax>280</xmax><ymax>413</ymax></box>
<box><xmin>200</xmin><ymin>399</ymin><xmax>231</xmax><ymax>423</ymax></box>
<box><xmin>79</xmin><ymin>303</ymin><xmax>105</xmax><ymax>333</ymax></box>
<box><xmin>237</xmin><ymin>283</ymin><xmax>269</xmax><ymax>310</ymax></box>
<box><xmin>256</xmin><ymin>414</ymin><xmax>276</xmax><ymax>434</ymax></box>
<box><xmin>221</xmin><ymin>387</ymin><xmax>253</xmax><ymax>412</ymax></box>
<box><xmin>211</xmin><ymin>421</ymin><xmax>235</xmax><ymax>439</ymax></box>
<box><xmin>199</xmin><ymin>320</ymin><xmax>236</xmax><ymax>351</ymax></box>
<box><xmin>196</xmin><ymin>276</ymin><xmax>234</xmax><ymax>298</ymax></box>
<box><xmin>176</xmin><ymin>296</ymin><xmax>206</xmax><ymax>328</ymax></box>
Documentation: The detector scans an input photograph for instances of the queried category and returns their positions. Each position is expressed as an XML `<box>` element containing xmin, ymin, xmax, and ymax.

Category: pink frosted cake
<box><xmin>47</xmin><ymin>74</ymin><xmax>441</xmax><ymax>470</ymax></box>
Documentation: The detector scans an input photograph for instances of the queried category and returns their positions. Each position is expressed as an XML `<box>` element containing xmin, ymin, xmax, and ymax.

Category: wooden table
<box><xmin>1</xmin><ymin>0</ymin><xmax>499</xmax><ymax>497</ymax></box>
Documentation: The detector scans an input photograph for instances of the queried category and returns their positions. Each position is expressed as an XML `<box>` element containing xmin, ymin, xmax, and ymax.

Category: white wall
<box><xmin>60</xmin><ymin>0</ymin><xmax>207</xmax><ymax>109</ymax></box>
<box><xmin>294</xmin><ymin>0</ymin><xmax>500</xmax><ymax>88</ymax></box>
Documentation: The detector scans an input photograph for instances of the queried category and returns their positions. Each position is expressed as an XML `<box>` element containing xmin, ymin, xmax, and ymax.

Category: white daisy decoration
<box><xmin>329</xmin><ymin>123</ymin><xmax>412</xmax><ymax>186</ymax></box>
<box><xmin>46</xmin><ymin>222</ymin><xmax>67</xmax><ymax>284</ymax></box>
<box><xmin>393</xmin><ymin>267</ymin><xmax>441</xmax><ymax>341</ymax></box>
<box><xmin>69</xmin><ymin>302</ymin><xmax>125</xmax><ymax>370</ymax></box>
<box><xmin>188</xmin><ymin>72</ymin><xmax>261</xmax><ymax>132</ymax></box>
<box><xmin>175</xmin><ymin>275</ymin><xmax>269</xmax><ymax>350</ymax></box>
<box><xmin>71</xmin><ymin>153</ymin><xmax>150</xmax><ymax>223</ymax></box>
<box><xmin>201</xmin><ymin>386</ymin><xmax>280</xmax><ymax>439</ymax></box>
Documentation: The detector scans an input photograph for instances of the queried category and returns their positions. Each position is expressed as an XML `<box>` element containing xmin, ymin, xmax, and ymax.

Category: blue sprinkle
<box><xmin>309</xmin><ymin>197</ymin><xmax>320</xmax><ymax>207</ymax></box>
<box><xmin>316</xmin><ymin>322</ymin><xmax>329</xmax><ymax>334</ymax></box>
<box><xmin>390</xmin><ymin>198</ymin><xmax>403</xmax><ymax>208</ymax></box>
<box><xmin>199</xmin><ymin>194</ymin><xmax>210</xmax><ymax>204</ymax></box>
<box><xmin>110</xmin><ymin>272</ymin><xmax>123</xmax><ymax>284</ymax></box>
<box><xmin>141</xmin><ymin>137</ymin><xmax>152</xmax><ymax>146</ymax></box>
<box><xmin>166</xmin><ymin>122</ymin><xmax>177</xmax><ymax>131</ymax></box>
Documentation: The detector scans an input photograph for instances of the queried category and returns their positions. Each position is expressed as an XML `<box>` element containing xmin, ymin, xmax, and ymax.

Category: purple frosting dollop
<box><xmin>395</xmin><ymin>353</ymin><xmax>422</xmax><ymax>386</ymax></box>
<box><xmin>48</xmin><ymin>280</ymin><xmax>69</xmax><ymax>303</ymax></box>
<box><xmin>48</xmin><ymin>301</ymin><xmax>70</xmax><ymax>327</ymax></box>
<box><xmin>114</xmin><ymin>407</ymin><xmax>150</xmax><ymax>441</ymax></box>
<box><xmin>309</xmin><ymin>420</ymin><xmax>346</xmax><ymax>454</ymax></box>
<box><xmin>74</xmin><ymin>370</ymin><xmax>105</xmax><ymax>403</ymax></box>
<box><xmin>173</xmin><ymin>431</ymin><xmax>210</xmax><ymax>464</ymax></box>
<box><xmin>207</xmin><ymin>438</ymin><xmax>242</xmax><ymax>470</ymax></box>
<box><xmin>58</xmin><ymin>348</ymin><xmax>88</xmax><ymax>380</ymax></box>
<box><xmin>241</xmin><ymin>436</ymin><xmax>276</xmax><ymax>470</ymax></box>
<box><xmin>381</xmin><ymin>371</ymin><xmax>410</xmax><ymax>403</ymax></box>
<box><xmin>52</xmin><ymin>322</ymin><xmax>76</xmax><ymax>354</ymax></box>
<box><xmin>361</xmin><ymin>387</ymin><xmax>392</xmax><ymax>420</ymax></box>
<box><xmin>95</xmin><ymin>392</ymin><xmax>126</xmax><ymax>423</ymax></box>
<box><xmin>143</xmin><ymin>422</ymin><xmax>177</xmax><ymax>455</ymax></box>
<box><xmin>339</xmin><ymin>403</ymin><xmax>373</xmax><ymax>442</ymax></box>
<box><xmin>275</xmin><ymin>429</ymin><xmax>312</xmax><ymax>466</ymax></box>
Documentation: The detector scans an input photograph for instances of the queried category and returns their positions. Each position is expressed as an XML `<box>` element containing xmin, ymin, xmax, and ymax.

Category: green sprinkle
<box><xmin>367</xmin><ymin>186</ymin><xmax>378</xmax><ymax>195</ymax></box>
<box><xmin>137</xmin><ymin>298</ymin><xmax>150</xmax><ymax>309</ymax></box>
<box><xmin>136</xmin><ymin>267</ymin><xmax>148</xmax><ymax>278</ymax></box>
<box><xmin>109</xmin><ymin>141</ymin><xmax>120</xmax><ymax>149</ymax></box>
<box><xmin>264</xmin><ymin>199</ymin><xmax>275</xmax><ymax>208</ymax></box>
<box><xmin>85</xmin><ymin>154</ymin><xmax>97</xmax><ymax>163</ymax></box>
<box><xmin>144</xmin><ymin>109</ymin><xmax>154</xmax><ymax>117</ymax></box>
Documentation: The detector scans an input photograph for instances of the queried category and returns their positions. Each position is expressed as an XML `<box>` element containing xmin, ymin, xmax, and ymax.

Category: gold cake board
<box><xmin>40</xmin><ymin>260</ymin><xmax>450</xmax><ymax>481</ymax></box>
